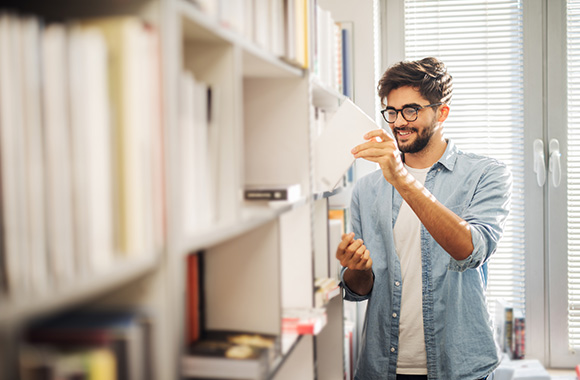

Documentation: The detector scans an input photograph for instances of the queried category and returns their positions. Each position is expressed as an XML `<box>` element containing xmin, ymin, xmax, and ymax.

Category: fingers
<box><xmin>336</xmin><ymin>234</ymin><xmax>373</xmax><ymax>271</ymax></box>
<box><xmin>364</xmin><ymin>128</ymin><xmax>390</xmax><ymax>142</ymax></box>
<box><xmin>351</xmin><ymin>129</ymin><xmax>396</xmax><ymax>158</ymax></box>
<box><xmin>337</xmin><ymin>232</ymin><xmax>355</xmax><ymax>251</ymax></box>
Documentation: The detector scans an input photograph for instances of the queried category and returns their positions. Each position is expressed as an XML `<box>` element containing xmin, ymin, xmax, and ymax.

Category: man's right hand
<box><xmin>336</xmin><ymin>232</ymin><xmax>373</xmax><ymax>271</ymax></box>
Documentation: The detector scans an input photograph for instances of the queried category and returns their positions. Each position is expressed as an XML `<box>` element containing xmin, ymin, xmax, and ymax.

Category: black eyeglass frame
<box><xmin>381</xmin><ymin>102</ymin><xmax>443</xmax><ymax>124</ymax></box>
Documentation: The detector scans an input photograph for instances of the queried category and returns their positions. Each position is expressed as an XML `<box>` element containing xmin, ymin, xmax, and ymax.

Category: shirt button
<box><xmin>395</xmin><ymin>281</ymin><xmax>400</xmax><ymax>286</ymax></box>
<box><xmin>392</xmin><ymin>313</ymin><xmax>397</xmax><ymax>318</ymax></box>
<box><xmin>390</xmin><ymin>347</ymin><xmax>396</xmax><ymax>353</ymax></box>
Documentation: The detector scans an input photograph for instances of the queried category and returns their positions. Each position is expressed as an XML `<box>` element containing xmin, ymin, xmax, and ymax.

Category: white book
<box><xmin>284</xmin><ymin>0</ymin><xmax>296</xmax><ymax>62</ymax></box>
<box><xmin>319</xmin><ymin>7</ymin><xmax>334</xmax><ymax>88</ymax></box>
<box><xmin>68</xmin><ymin>24</ymin><xmax>114</xmax><ymax>275</ymax></box>
<box><xmin>19</xmin><ymin>15</ymin><xmax>48</xmax><ymax>295</ymax></box>
<box><xmin>253</xmin><ymin>0</ymin><xmax>270</xmax><ymax>50</ymax></box>
<box><xmin>122</xmin><ymin>19</ymin><xmax>153</xmax><ymax>257</ymax></box>
<box><xmin>42</xmin><ymin>23</ymin><xmax>76</xmax><ymax>287</ymax></box>
<box><xmin>0</xmin><ymin>13</ymin><xmax>30</xmax><ymax>296</ymax></box>
<box><xmin>314</xmin><ymin>99</ymin><xmax>379</xmax><ymax>192</ymax></box>
<box><xmin>192</xmin><ymin>79</ymin><xmax>215</xmax><ymax>228</ymax></box>
<box><xmin>146</xmin><ymin>26</ymin><xmax>165</xmax><ymax>254</ymax></box>
<box><xmin>243</xmin><ymin>0</ymin><xmax>254</xmax><ymax>41</ymax></box>
<box><xmin>81</xmin><ymin>17</ymin><xmax>156</xmax><ymax>257</ymax></box>
<box><xmin>269</xmin><ymin>0</ymin><xmax>285</xmax><ymax>57</ymax></box>
<box><xmin>179</xmin><ymin>70</ymin><xmax>198</xmax><ymax>235</ymax></box>
<box><xmin>219</xmin><ymin>0</ymin><xmax>244</xmax><ymax>33</ymax></box>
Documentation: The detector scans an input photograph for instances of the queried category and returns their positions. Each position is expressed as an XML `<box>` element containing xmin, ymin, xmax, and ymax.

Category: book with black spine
<box><xmin>244</xmin><ymin>183</ymin><xmax>301</xmax><ymax>202</ymax></box>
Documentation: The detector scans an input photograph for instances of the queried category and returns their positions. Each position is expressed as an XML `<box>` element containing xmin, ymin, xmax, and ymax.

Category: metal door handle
<box><xmin>534</xmin><ymin>139</ymin><xmax>546</xmax><ymax>187</ymax></box>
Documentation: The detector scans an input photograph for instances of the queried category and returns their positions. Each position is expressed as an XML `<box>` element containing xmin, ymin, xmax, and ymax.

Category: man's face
<box><xmin>386</xmin><ymin>86</ymin><xmax>441</xmax><ymax>154</ymax></box>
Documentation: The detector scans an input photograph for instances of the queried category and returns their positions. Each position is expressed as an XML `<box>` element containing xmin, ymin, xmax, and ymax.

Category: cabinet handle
<box><xmin>534</xmin><ymin>139</ymin><xmax>546</xmax><ymax>187</ymax></box>
<box><xmin>549</xmin><ymin>138</ymin><xmax>562</xmax><ymax>188</ymax></box>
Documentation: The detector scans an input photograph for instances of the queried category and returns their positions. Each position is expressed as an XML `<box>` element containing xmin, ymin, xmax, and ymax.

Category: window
<box><xmin>402</xmin><ymin>0</ymin><xmax>526</xmax><ymax>317</ymax></box>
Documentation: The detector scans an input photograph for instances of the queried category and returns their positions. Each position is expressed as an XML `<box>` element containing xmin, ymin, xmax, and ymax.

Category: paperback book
<box><xmin>182</xmin><ymin>330</ymin><xmax>280</xmax><ymax>380</ymax></box>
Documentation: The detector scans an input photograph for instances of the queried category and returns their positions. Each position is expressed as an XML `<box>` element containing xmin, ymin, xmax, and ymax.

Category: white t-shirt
<box><xmin>393</xmin><ymin>164</ymin><xmax>430</xmax><ymax>375</ymax></box>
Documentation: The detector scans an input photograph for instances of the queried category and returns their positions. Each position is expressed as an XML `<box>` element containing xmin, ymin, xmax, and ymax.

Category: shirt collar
<box><xmin>436</xmin><ymin>139</ymin><xmax>458</xmax><ymax>171</ymax></box>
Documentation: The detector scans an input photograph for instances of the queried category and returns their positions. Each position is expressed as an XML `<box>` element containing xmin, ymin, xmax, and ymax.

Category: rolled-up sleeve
<box><xmin>449</xmin><ymin>162</ymin><xmax>513</xmax><ymax>272</ymax></box>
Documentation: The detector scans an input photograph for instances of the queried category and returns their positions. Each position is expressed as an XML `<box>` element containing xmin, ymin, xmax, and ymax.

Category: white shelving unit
<box><xmin>0</xmin><ymin>0</ymin><xmax>379</xmax><ymax>379</ymax></box>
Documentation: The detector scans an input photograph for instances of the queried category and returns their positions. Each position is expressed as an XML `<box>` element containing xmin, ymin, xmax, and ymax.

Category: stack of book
<box><xmin>182</xmin><ymin>330</ymin><xmax>280</xmax><ymax>379</ymax></box>
<box><xmin>19</xmin><ymin>309</ymin><xmax>152</xmax><ymax>380</ymax></box>
<box><xmin>495</xmin><ymin>299</ymin><xmax>525</xmax><ymax>360</ymax></box>
<box><xmin>282</xmin><ymin>308</ymin><xmax>327</xmax><ymax>336</ymax></box>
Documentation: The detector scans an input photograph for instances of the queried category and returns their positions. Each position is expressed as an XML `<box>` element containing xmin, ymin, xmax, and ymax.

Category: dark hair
<box><xmin>377</xmin><ymin>57</ymin><xmax>453</xmax><ymax>106</ymax></box>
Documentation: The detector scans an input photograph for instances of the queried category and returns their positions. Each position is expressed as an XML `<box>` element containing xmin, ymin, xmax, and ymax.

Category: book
<box><xmin>314</xmin><ymin>277</ymin><xmax>340</xmax><ymax>308</ymax></box>
<box><xmin>42</xmin><ymin>22</ymin><xmax>77</xmax><ymax>287</ymax></box>
<box><xmin>25</xmin><ymin>309</ymin><xmax>150</xmax><ymax>380</ymax></box>
<box><xmin>186</xmin><ymin>252</ymin><xmax>205</xmax><ymax>343</ymax></box>
<box><xmin>314</xmin><ymin>98</ymin><xmax>380</xmax><ymax>192</ymax></box>
<box><xmin>0</xmin><ymin>12</ymin><xmax>34</xmax><ymax>297</ymax></box>
<box><xmin>67</xmin><ymin>23</ymin><xmax>115</xmax><ymax>277</ymax></box>
<box><xmin>244</xmin><ymin>183</ymin><xmax>301</xmax><ymax>202</ymax></box>
<box><xmin>339</xmin><ymin>21</ymin><xmax>354</xmax><ymax>99</ymax></box>
<box><xmin>203</xmin><ymin>330</ymin><xmax>280</xmax><ymax>364</ymax></box>
<box><xmin>513</xmin><ymin>308</ymin><xmax>525</xmax><ymax>359</ymax></box>
<box><xmin>81</xmin><ymin>16</ymin><xmax>159</xmax><ymax>258</ymax></box>
<box><xmin>20</xmin><ymin>15</ymin><xmax>48</xmax><ymax>296</ymax></box>
<box><xmin>19</xmin><ymin>346</ymin><xmax>117</xmax><ymax>380</ymax></box>
<box><xmin>182</xmin><ymin>330</ymin><xmax>279</xmax><ymax>379</ymax></box>
<box><xmin>282</xmin><ymin>308</ymin><xmax>327</xmax><ymax>335</ymax></box>
<box><xmin>494</xmin><ymin>298</ymin><xmax>514</xmax><ymax>356</ymax></box>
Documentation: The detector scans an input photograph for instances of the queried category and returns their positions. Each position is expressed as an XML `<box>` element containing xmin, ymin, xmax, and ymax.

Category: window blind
<box><xmin>403</xmin><ymin>0</ymin><xmax>526</xmax><ymax>316</ymax></box>
<box><xmin>567</xmin><ymin>0</ymin><xmax>580</xmax><ymax>350</ymax></box>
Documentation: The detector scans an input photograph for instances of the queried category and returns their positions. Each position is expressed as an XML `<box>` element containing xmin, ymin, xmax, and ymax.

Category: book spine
<box><xmin>244</xmin><ymin>189</ymin><xmax>290</xmax><ymax>200</ymax></box>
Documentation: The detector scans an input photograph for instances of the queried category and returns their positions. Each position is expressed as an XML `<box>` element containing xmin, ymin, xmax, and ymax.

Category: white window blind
<box><xmin>403</xmin><ymin>0</ymin><xmax>526</xmax><ymax>315</ymax></box>
<box><xmin>567</xmin><ymin>0</ymin><xmax>580</xmax><ymax>350</ymax></box>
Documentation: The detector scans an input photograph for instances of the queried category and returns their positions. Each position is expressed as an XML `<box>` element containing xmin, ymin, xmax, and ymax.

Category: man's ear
<box><xmin>438</xmin><ymin>104</ymin><xmax>450</xmax><ymax>122</ymax></box>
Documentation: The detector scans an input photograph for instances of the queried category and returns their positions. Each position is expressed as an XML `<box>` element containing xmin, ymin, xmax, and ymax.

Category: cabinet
<box><xmin>0</xmin><ymin>0</ymin><xmax>378</xmax><ymax>379</ymax></box>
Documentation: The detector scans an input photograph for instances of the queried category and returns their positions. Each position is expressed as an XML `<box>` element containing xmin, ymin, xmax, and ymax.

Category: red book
<box><xmin>187</xmin><ymin>253</ymin><xmax>202</xmax><ymax>343</ymax></box>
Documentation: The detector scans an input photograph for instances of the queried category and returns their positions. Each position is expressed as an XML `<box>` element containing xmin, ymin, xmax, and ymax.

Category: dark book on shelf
<box><xmin>25</xmin><ymin>309</ymin><xmax>151</xmax><ymax>380</ymax></box>
<box><xmin>187</xmin><ymin>251</ymin><xmax>206</xmax><ymax>344</ymax></box>
<box><xmin>244</xmin><ymin>183</ymin><xmax>301</xmax><ymax>202</ymax></box>
<box><xmin>182</xmin><ymin>329</ymin><xmax>280</xmax><ymax>380</ymax></box>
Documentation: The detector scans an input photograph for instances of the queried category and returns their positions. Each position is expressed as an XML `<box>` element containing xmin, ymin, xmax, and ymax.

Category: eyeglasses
<box><xmin>381</xmin><ymin>102</ymin><xmax>443</xmax><ymax>124</ymax></box>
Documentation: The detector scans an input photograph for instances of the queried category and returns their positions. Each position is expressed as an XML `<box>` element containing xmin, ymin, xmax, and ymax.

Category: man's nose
<box><xmin>393</xmin><ymin>111</ymin><xmax>408</xmax><ymax>128</ymax></box>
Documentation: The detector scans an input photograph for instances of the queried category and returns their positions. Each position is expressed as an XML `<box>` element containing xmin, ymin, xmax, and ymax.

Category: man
<box><xmin>336</xmin><ymin>57</ymin><xmax>512</xmax><ymax>380</ymax></box>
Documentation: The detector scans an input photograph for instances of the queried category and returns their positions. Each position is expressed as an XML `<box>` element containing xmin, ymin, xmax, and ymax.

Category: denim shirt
<box><xmin>341</xmin><ymin>140</ymin><xmax>512</xmax><ymax>380</ymax></box>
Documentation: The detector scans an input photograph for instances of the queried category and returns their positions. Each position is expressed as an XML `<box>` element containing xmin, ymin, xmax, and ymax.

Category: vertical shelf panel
<box><xmin>280</xmin><ymin>204</ymin><xmax>314</xmax><ymax>309</ymax></box>
<box><xmin>315</xmin><ymin>295</ymin><xmax>345</xmax><ymax>380</ymax></box>
<box><xmin>243</xmin><ymin>77</ymin><xmax>311</xmax><ymax>192</ymax></box>
<box><xmin>313</xmin><ymin>198</ymin><xmax>330</xmax><ymax>279</ymax></box>
<box><xmin>204</xmin><ymin>220</ymin><xmax>281</xmax><ymax>335</ymax></box>
<box><xmin>273</xmin><ymin>335</ymin><xmax>315</xmax><ymax>380</ymax></box>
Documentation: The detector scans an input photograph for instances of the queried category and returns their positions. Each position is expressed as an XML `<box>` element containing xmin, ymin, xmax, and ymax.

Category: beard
<box><xmin>394</xmin><ymin>118</ymin><xmax>437</xmax><ymax>154</ymax></box>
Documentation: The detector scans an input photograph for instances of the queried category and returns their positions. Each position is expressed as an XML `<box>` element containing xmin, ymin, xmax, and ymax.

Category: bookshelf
<box><xmin>0</xmin><ymin>0</ymin><xmax>378</xmax><ymax>379</ymax></box>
